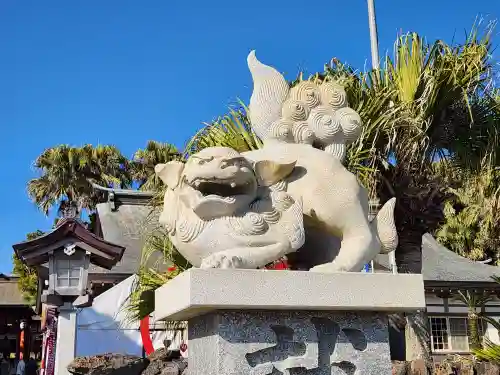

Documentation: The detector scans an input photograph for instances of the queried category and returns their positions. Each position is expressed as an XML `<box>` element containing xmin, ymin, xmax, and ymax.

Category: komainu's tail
<box><xmin>247</xmin><ymin>50</ymin><xmax>363</xmax><ymax>163</ymax></box>
<box><xmin>370</xmin><ymin>198</ymin><xmax>398</xmax><ymax>254</ymax></box>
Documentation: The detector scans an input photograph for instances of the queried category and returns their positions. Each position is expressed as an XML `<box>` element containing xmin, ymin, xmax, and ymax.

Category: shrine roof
<box><xmin>12</xmin><ymin>218</ymin><xmax>125</xmax><ymax>270</ymax></box>
<box><xmin>90</xmin><ymin>185</ymin><xmax>168</xmax><ymax>275</ymax></box>
<box><xmin>376</xmin><ymin>234</ymin><xmax>500</xmax><ymax>285</ymax></box>
<box><xmin>0</xmin><ymin>277</ymin><xmax>27</xmax><ymax>306</ymax></box>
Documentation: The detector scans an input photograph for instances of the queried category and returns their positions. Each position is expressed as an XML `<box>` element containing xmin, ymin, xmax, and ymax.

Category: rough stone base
<box><xmin>188</xmin><ymin>310</ymin><xmax>391</xmax><ymax>375</ymax></box>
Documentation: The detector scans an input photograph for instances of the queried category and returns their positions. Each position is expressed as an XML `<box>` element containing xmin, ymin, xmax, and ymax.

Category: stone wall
<box><xmin>67</xmin><ymin>353</ymin><xmax>500</xmax><ymax>375</ymax></box>
<box><xmin>67</xmin><ymin>350</ymin><xmax>187</xmax><ymax>375</ymax></box>
<box><xmin>393</xmin><ymin>359</ymin><xmax>500</xmax><ymax>374</ymax></box>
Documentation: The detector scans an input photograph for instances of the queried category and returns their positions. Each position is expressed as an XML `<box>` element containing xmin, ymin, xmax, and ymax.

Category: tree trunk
<box><xmin>397</xmin><ymin>236</ymin><xmax>431</xmax><ymax>361</ymax></box>
<box><xmin>377</xmin><ymin>164</ymin><xmax>446</xmax><ymax>370</ymax></box>
<box><xmin>405</xmin><ymin>312</ymin><xmax>432</xmax><ymax>360</ymax></box>
<box><xmin>468</xmin><ymin>311</ymin><xmax>481</xmax><ymax>351</ymax></box>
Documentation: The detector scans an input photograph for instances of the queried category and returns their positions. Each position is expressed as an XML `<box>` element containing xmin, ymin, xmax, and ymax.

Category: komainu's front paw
<box><xmin>200</xmin><ymin>253</ymin><xmax>244</xmax><ymax>269</ymax></box>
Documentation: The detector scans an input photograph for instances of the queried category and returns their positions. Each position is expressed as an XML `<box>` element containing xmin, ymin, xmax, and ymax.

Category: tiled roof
<box><xmin>13</xmin><ymin>218</ymin><xmax>125</xmax><ymax>270</ymax></box>
<box><xmin>421</xmin><ymin>234</ymin><xmax>499</xmax><ymax>282</ymax></box>
<box><xmin>0</xmin><ymin>277</ymin><xmax>28</xmax><ymax>306</ymax></box>
<box><xmin>89</xmin><ymin>187</ymin><xmax>169</xmax><ymax>275</ymax></box>
<box><xmin>376</xmin><ymin>234</ymin><xmax>500</xmax><ymax>283</ymax></box>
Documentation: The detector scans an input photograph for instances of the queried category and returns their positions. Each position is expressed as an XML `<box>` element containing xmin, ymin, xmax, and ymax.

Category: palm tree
<box><xmin>131</xmin><ymin>141</ymin><xmax>181</xmax><ymax>191</ymax></box>
<box><xmin>27</xmin><ymin>144</ymin><xmax>131</xmax><ymax>216</ymax></box>
<box><xmin>337</xmin><ymin>28</ymin><xmax>497</xmax><ymax>273</ymax></box>
<box><xmin>333</xmin><ymin>27</ymin><xmax>498</xmax><ymax>362</ymax></box>
<box><xmin>455</xmin><ymin>290</ymin><xmax>493</xmax><ymax>351</ymax></box>
<box><xmin>126</xmin><ymin>229</ymin><xmax>191</xmax><ymax>322</ymax></box>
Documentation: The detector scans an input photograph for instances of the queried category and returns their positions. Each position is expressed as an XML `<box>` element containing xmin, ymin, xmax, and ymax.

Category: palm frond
<box><xmin>455</xmin><ymin>289</ymin><xmax>493</xmax><ymax>309</ymax></box>
<box><xmin>184</xmin><ymin>104</ymin><xmax>262</xmax><ymax>157</ymax></box>
<box><xmin>130</xmin><ymin>141</ymin><xmax>181</xmax><ymax>191</ymax></box>
<box><xmin>473</xmin><ymin>337</ymin><xmax>500</xmax><ymax>364</ymax></box>
<box><xmin>125</xmin><ymin>197</ymin><xmax>192</xmax><ymax>322</ymax></box>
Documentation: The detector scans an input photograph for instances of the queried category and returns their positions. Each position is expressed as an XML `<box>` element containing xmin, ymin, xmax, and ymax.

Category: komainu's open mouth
<box><xmin>189</xmin><ymin>179</ymin><xmax>250</xmax><ymax>197</ymax></box>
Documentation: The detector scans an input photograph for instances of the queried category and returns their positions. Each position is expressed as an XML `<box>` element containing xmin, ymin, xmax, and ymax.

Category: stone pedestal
<box><xmin>55</xmin><ymin>303</ymin><xmax>77</xmax><ymax>375</ymax></box>
<box><xmin>155</xmin><ymin>269</ymin><xmax>425</xmax><ymax>375</ymax></box>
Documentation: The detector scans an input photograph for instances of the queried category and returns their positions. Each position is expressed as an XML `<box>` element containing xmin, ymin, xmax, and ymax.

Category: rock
<box><xmin>475</xmin><ymin>362</ymin><xmax>500</xmax><ymax>374</ymax></box>
<box><xmin>392</xmin><ymin>360</ymin><xmax>408</xmax><ymax>375</ymax></box>
<box><xmin>68</xmin><ymin>354</ymin><xmax>149</xmax><ymax>375</ymax></box>
<box><xmin>172</xmin><ymin>359</ymin><xmax>187</xmax><ymax>374</ymax></box>
<box><xmin>159</xmin><ymin>364</ymin><xmax>180</xmax><ymax>375</ymax></box>
<box><xmin>142</xmin><ymin>349</ymin><xmax>184</xmax><ymax>375</ymax></box>
<box><xmin>147</xmin><ymin>348</ymin><xmax>181</xmax><ymax>362</ymax></box>
<box><xmin>142</xmin><ymin>358</ymin><xmax>167</xmax><ymax>375</ymax></box>
<box><xmin>432</xmin><ymin>366</ymin><xmax>449</xmax><ymax>375</ymax></box>
<box><xmin>409</xmin><ymin>359</ymin><xmax>427</xmax><ymax>375</ymax></box>
<box><xmin>456</xmin><ymin>363</ymin><xmax>474</xmax><ymax>375</ymax></box>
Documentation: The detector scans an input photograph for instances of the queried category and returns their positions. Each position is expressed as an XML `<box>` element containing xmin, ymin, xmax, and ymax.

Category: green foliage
<box><xmin>436</xmin><ymin>167</ymin><xmax>500</xmax><ymax>262</ymax></box>
<box><xmin>125</xmin><ymin>225</ymin><xmax>191</xmax><ymax>322</ymax></box>
<box><xmin>473</xmin><ymin>338</ymin><xmax>500</xmax><ymax>363</ymax></box>
<box><xmin>351</xmin><ymin>24</ymin><xmax>499</xmax><ymax>275</ymax></box>
<box><xmin>12</xmin><ymin>230</ymin><xmax>45</xmax><ymax>305</ymax></box>
<box><xmin>125</xmin><ymin>196</ymin><xmax>192</xmax><ymax>321</ymax></box>
<box><xmin>472</xmin><ymin>311</ymin><xmax>500</xmax><ymax>362</ymax></box>
<box><xmin>27</xmin><ymin>144</ymin><xmax>131</xmax><ymax>215</ymax></box>
<box><xmin>184</xmin><ymin>104</ymin><xmax>262</xmax><ymax>157</ymax></box>
<box><xmin>130</xmin><ymin>141</ymin><xmax>181</xmax><ymax>191</ymax></box>
<box><xmin>290</xmin><ymin>24</ymin><xmax>498</xmax><ymax>202</ymax></box>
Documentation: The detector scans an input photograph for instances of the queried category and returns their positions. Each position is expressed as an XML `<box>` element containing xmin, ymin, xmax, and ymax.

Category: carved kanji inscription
<box><xmin>245</xmin><ymin>317</ymin><xmax>367</xmax><ymax>375</ymax></box>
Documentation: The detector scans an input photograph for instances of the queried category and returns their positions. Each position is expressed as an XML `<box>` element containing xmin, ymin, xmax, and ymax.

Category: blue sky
<box><xmin>0</xmin><ymin>1</ymin><xmax>498</xmax><ymax>274</ymax></box>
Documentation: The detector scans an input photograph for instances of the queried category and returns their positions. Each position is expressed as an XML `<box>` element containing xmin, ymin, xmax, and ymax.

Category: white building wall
<box><xmin>425</xmin><ymin>294</ymin><xmax>444</xmax><ymax>305</ymax></box>
<box><xmin>485</xmin><ymin>318</ymin><xmax>500</xmax><ymax>344</ymax></box>
<box><xmin>425</xmin><ymin>292</ymin><xmax>500</xmax><ymax>345</ymax></box>
<box><xmin>75</xmin><ymin>275</ymin><xmax>182</xmax><ymax>357</ymax></box>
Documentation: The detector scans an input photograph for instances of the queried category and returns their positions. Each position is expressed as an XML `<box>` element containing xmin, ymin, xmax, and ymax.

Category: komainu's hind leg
<box><xmin>310</xmin><ymin>208</ymin><xmax>380</xmax><ymax>272</ymax></box>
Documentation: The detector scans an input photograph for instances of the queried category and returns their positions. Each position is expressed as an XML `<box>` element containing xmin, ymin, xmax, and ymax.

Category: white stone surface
<box><xmin>154</xmin><ymin>51</ymin><xmax>399</xmax><ymax>274</ymax></box>
<box><xmin>155</xmin><ymin>269</ymin><xmax>425</xmax><ymax>321</ymax></box>
<box><xmin>155</xmin><ymin>147</ymin><xmax>306</xmax><ymax>271</ymax></box>
<box><xmin>55</xmin><ymin>303</ymin><xmax>76</xmax><ymax>375</ymax></box>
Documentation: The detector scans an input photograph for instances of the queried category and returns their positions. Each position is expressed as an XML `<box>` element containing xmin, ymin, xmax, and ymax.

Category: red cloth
<box><xmin>140</xmin><ymin>316</ymin><xmax>154</xmax><ymax>356</ymax></box>
<box><xmin>263</xmin><ymin>257</ymin><xmax>290</xmax><ymax>270</ymax></box>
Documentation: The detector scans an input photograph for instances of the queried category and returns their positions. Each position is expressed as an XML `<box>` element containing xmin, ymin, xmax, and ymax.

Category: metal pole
<box><xmin>367</xmin><ymin>0</ymin><xmax>380</xmax><ymax>70</ymax></box>
<box><xmin>389</xmin><ymin>251</ymin><xmax>397</xmax><ymax>274</ymax></box>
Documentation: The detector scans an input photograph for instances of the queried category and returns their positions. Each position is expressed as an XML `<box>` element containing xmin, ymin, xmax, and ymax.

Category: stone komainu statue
<box><xmin>155</xmin><ymin>51</ymin><xmax>398</xmax><ymax>272</ymax></box>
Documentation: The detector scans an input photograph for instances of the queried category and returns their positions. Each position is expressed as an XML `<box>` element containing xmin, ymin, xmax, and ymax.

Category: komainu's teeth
<box><xmin>195</xmin><ymin>180</ymin><xmax>201</xmax><ymax>187</ymax></box>
<box><xmin>230</xmin><ymin>182</ymin><xmax>236</xmax><ymax>188</ymax></box>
